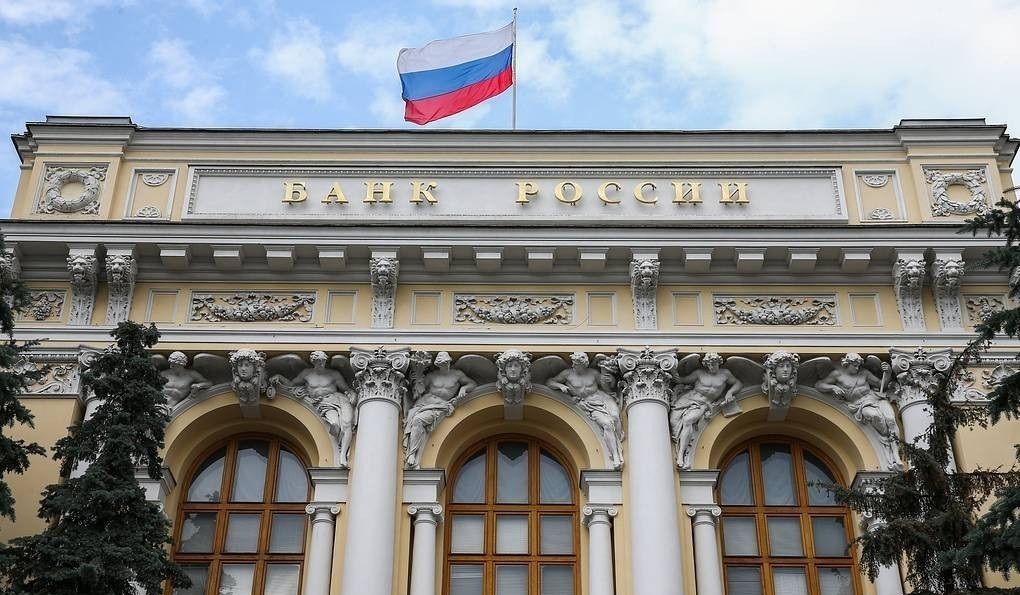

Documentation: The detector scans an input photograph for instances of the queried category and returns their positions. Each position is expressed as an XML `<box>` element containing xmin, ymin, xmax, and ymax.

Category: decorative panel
<box><xmin>125</xmin><ymin>168</ymin><xmax>176</xmax><ymax>220</ymax></box>
<box><xmin>962</xmin><ymin>294</ymin><xmax>1007</xmax><ymax>328</ymax></box>
<box><xmin>853</xmin><ymin>170</ymin><xmax>904</xmax><ymax>222</ymax></box>
<box><xmin>848</xmin><ymin>293</ymin><xmax>882</xmax><ymax>327</ymax></box>
<box><xmin>145</xmin><ymin>289</ymin><xmax>180</xmax><ymax>323</ymax></box>
<box><xmin>18</xmin><ymin>289</ymin><xmax>68</xmax><ymax>323</ymax></box>
<box><xmin>326</xmin><ymin>291</ymin><xmax>357</xmax><ymax>324</ymax></box>
<box><xmin>411</xmin><ymin>291</ymin><xmax>442</xmax><ymax>325</ymax></box>
<box><xmin>671</xmin><ymin>292</ymin><xmax>703</xmax><ymax>326</ymax></box>
<box><xmin>189</xmin><ymin>292</ymin><xmax>316</xmax><ymax>323</ymax></box>
<box><xmin>713</xmin><ymin>295</ymin><xmax>838</xmax><ymax>326</ymax></box>
<box><xmin>453</xmin><ymin>293</ymin><xmax>574</xmax><ymax>325</ymax></box>
<box><xmin>586</xmin><ymin>292</ymin><xmax>617</xmax><ymax>326</ymax></box>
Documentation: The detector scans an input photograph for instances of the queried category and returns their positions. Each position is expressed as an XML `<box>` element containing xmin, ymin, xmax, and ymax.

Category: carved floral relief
<box><xmin>190</xmin><ymin>292</ymin><xmax>316</xmax><ymax>322</ymax></box>
<box><xmin>713</xmin><ymin>295</ymin><xmax>837</xmax><ymax>325</ymax></box>
<box><xmin>37</xmin><ymin>165</ymin><xmax>107</xmax><ymax>215</ymax></box>
<box><xmin>964</xmin><ymin>295</ymin><xmax>1005</xmax><ymax>327</ymax></box>
<box><xmin>924</xmin><ymin>168</ymin><xmax>991</xmax><ymax>217</ymax></box>
<box><xmin>454</xmin><ymin>294</ymin><xmax>574</xmax><ymax>325</ymax></box>
<box><xmin>21</xmin><ymin>290</ymin><xmax>66</xmax><ymax>322</ymax></box>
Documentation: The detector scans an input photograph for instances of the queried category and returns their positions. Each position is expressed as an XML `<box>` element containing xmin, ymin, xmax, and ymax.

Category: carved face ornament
<box><xmin>775</xmin><ymin>360</ymin><xmax>794</xmax><ymax>382</ymax></box>
<box><xmin>236</xmin><ymin>359</ymin><xmax>255</xmax><ymax>380</ymax></box>
<box><xmin>68</xmin><ymin>257</ymin><xmax>93</xmax><ymax>285</ymax></box>
<box><xmin>505</xmin><ymin>359</ymin><xmax>523</xmax><ymax>381</ymax></box>
<box><xmin>634</xmin><ymin>259</ymin><xmax>658</xmax><ymax>289</ymax></box>
<box><xmin>570</xmin><ymin>352</ymin><xmax>589</xmax><ymax>368</ymax></box>
<box><xmin>310</xmin><ymin>350</ymin><xmax>328</xmax><ymax>367</ymax></box>
<box><xmin>168</xmin><ymin>351</ymin><xmax>188</xmax><ymax>368</ymax></box>
<box><xmin>902</xmin><ymin>260</ymin><xmax>924</xmax><ymax>288</ymax></box>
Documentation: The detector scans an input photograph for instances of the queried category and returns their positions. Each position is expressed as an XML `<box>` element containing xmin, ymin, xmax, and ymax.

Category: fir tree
<box><xmin>955</xmin><ymin>195</ymin><xmax>1020</xmax><ymax>583</ymax></box>
<box><xmin>0</xmin><ymin>322</ymin><xmax>186</xmax><ymax>595</ymax></box>
<box><xmin>0</xmin><ymin>239</ymin><xmax>44</xmax><ymax>521</ymax></box>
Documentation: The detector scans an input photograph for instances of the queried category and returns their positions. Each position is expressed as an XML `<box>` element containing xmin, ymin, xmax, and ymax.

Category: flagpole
<box><xmin>511</xmin><ymin>7</ymin><xmax>518</xmax><ymax>131</ymax></box>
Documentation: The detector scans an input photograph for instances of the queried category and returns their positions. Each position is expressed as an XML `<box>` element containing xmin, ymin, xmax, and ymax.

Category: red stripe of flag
<box><xmin>404</xmin><ymin>67</ymin><xmax>513</xmax><ymax>125</ymax></box>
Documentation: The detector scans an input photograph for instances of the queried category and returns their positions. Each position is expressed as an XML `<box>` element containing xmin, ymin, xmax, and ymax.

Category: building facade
<box><xmin>2</xmin><ymin>116</ymin><xmax>1019</xmax><ymax>595</ymax></box>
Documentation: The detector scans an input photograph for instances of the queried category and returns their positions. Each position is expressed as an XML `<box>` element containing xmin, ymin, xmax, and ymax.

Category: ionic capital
<box><xmin>617</xmin><ymin>346</ymin><xmax>677</xmax><ymax>410</ymax></box>
<box><xmin>685</xmin><ymin>504</ymin><xmax>722</xmax><ymax>527</ymax></box>
<box><xmin>407</xmin><ymin>503</ymin><xmax>444</xmax><ymax>526</ymax></box>
<box><xmin>306</xmin><ymin>502</ymin><xmax>342</xmax><ymax>524</ymax></box>
<box><xmin>582</xmin><ymin>504</ymin><xmax>619</xmax><ymax>528</ymax></box>
<box><xmin>351</xmin><ymin>346</ymin><xmax>410</xmax><ymax>410</ymax></box>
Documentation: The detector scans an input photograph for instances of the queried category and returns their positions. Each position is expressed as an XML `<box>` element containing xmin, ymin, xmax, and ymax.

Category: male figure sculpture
<box><xmin>403</xmin><ymin>352</ymin><xmax>477</xmax><ymax>469</ymax></box>
<box><xmin>670</xmin><ymin>353</ymin><xmax>743</xmax><ymax>468</ymax></box>
<box><xmin>547</xmin><ymin>352</ymin><xmax>624</xmax><ymax>469</ymax></box>
<box><xmin>160</xmin><ymin>351</ymin><xmax>212</xmax><ymax>408</ymax></box>
<box><xmin>271</xmin><ymin>351</ymin><xmax>357</xmax><ymax>467</ymax></box>
<box><xmin>814</xmin><ymin>353</ymin><xmax>901</xmax><ymax>467</ymax></box>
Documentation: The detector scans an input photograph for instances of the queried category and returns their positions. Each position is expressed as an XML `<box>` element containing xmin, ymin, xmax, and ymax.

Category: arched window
<box><xmin>171</xmin><ymin>437</ymin><xmax>310</xmax><ymax>595</ymax></box>
<box><xmin>444</xmin><ymin>436</ymin><xmax>578</xmax><ymax>595</ymax></box>
<box><xmin>717</xmin><ymin>438</ymin><xmax>859</xmax><ymax>595</ymax></box>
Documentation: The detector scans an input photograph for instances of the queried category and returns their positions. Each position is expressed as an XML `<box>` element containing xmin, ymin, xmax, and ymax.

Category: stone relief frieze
<box><xmin>190</xmin><ymin>292</ymin><xmax>316</xmax><ymax>323</ymax></box>
<box><xmin>713</xmin><ymin>295</ymin><xmax>837</xmax><ymax>326</ymax></box>
<box><xmin>141</xmin><ymin>173</ymin><xmax>170</xmax><ymax>187</ymax></box>
<box><xmin>370</xmin><ymin>256</ymin><xmax>398</xmax><ymax>328</ymax></box>
<box><xmin>67</xmin><ymin>251</ymin><xmax>97</xmax><ymax>326</ymax></box>
<box><xmin>37</xmin><ymin>165</ymin><xmax>107</xmax><ymax>215</ymax></box>
<box><xmin>964</xmin><ymin>295</ymin><xmax>1005</xmax><ymax>326</ymax></box>
<box><xmin>13</xmin><ymin>358</ymin><xmax>79</xmax><ymax>395</ymax></box>
<box><xmin>24</xmin><ymin>290</ymin><xmax>66</xmax><ymax>321</ymax></box>
<box><xmin>545</xmin><ymin>352</ymin><xmax>624</xmax><ymax>469</ymax></box>
<box><xmin>924</xmin><ymin>168</ymin><xmax>991</xmax><ymax>217</ymax></box>
<box><xmin>893</xmin><ymin>257</ymin><xmax>926</xmax><ymax>331</ymax></box>
<box><xmin>630</xmin><ymin>257</ymin><xmax>660</xmax><ymax>330</ymax></box>
<box><xmin>454</xmin><ymin>294</ymin><xmax>574</xmax><ymax>325</ymax></box>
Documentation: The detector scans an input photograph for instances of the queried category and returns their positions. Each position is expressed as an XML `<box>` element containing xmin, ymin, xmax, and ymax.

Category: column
<box><xmin>617</xmin><ymin>347</ymin><xmax>685</xmax><ymax>595</ymax></box>
<box><xmin>407</xmin><ymin>504</ymin><xmax>443</xmax><ymax>595</ymax></box>
<box><xmin>853</xmin><ymin>473</ymin><xmax>904</xmax><ymax>595</ymax></box>
<box><xmin>889</xmin><ymin>347</ymin><xmax>956</xmax><ymax>468</ymax></box>
<box><xmin>583</xmin><ymin>505</ymin><xmax>618</xmax><ymax>595</ymax></box>
<box><xmin>304</xmin><ymin>503</ymin><xmax>341</xmax><ymax>595</ymax></box>
<box><xmin>340</xmin><ymin>347</ymin><xmax>410</xmax><ymax>595</ymax></box>
<box><xmin>686</xmin><ymin>506</ymin><xmax>724</xmax><ymax>595</ymax></box>
<box><xmin>679</xmin><ymin>470</ymin><xmax>723</xmax><ymax>595</ymax></box>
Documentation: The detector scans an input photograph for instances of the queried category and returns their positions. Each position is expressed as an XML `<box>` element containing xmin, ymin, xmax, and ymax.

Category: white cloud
<box><xmin>251</xmin><ymin>19</ymin><xmax>331</xmax><ymax>101</ymax></box>
<box><xmin>0</xmin><ymin>39</ymin><xmax>126</xmax><ymax>114</ymax></box>
<box><xmin>150</xmin><ymin>39</ymin><xmax>203</xmax><ymax>89</ymax></box>
<box><xmin>334</xmin><ymin>17</ymin><xmax>435</xmax><ymax>82</ymax></box>
<box><xmin>369</xmin><ymin>87</ymin><xmax>408</xmax><ymax>125</ymax></box>
<box><xmin>0</xmin><ymin>0</ymin><xmax>123</xmax><ymax>24</ymax></box>
<box><xmin>515</xmin><ymin>26</ymin><xmax>569</xmax><ymax>103</ymax></box>
<box><xmin>148</xmin><ymin>39</ymin><xmax>225</xmax><ymax>123</ymax></box>
<box><xmin>167</xmin><ymin>86</ymin><xmax>225</xmax><ymax>123</ymax></box>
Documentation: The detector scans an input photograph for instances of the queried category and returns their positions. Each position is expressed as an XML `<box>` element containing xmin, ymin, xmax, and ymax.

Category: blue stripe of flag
<box><xmin>400</xmin><ymin>45</ymin><xmax>513</xmax><ymax>101</ymax></box>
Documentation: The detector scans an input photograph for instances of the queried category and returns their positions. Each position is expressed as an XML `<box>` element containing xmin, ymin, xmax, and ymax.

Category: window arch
<box><xmin>717</xmin><ymin>437</ymin><xmax>859</xmax><ymax>595</ymax></box>
<box><xmin>170</xmin><ymin>436</ymin><xmax>310</xmax><ymax>595</ymax></box>
<box><xmin>444</xmin><ymin>436</ymin><xmax>579</xmax><ymax>595</ymax></box>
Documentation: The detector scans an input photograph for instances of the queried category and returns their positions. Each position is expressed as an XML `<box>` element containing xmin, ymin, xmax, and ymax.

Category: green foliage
<box><xmin>0</xmin><ymin>322</ymin><xmax>187</xmax><ymax>595</ymax></box>
<box><xmin>0</xmin><ymin>239</ymin><xmax>43</xmax><ymax>522</ymax></box>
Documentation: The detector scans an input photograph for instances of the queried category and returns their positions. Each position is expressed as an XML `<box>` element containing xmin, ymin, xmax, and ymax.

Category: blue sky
<box><xmin>2</xmin><ymin>0</ymin><xmax>1020</xmax><ymax>215</ymax></box>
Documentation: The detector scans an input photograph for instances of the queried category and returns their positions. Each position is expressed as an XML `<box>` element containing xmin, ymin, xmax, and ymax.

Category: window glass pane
<box><xmin>496</xmin><ymin>515</ymin><xmax>529</xmax><ymax>554</ymax></box>
<box><xmin>722</xmin><ymin>517</ymin><xmax>758</xmax><ymax>556</ymax></box>
<box><xmin>497</xmin><ymin>442</ymin><xmax>529</xmax><ymax>503</ymax></box>
<box><xmin>721</xmin><ymin>451</ymin><xmax>753</xmax><ymax>505</ymax></box>
<box><xmin>726</xmin><ymin>566</ymin><xmax>762</xmax><ymax>595</ymax></box>
<box><xmin>541</xmin><ymin>565</ymin><xmax>574</xmax><ymax>595</ymax></box>
<box><xmin>450</xmin><ymin>565</ymin><xmax>483</xmax><ymax>595</ymax></box>
<box><xmin>270</xmin><ymin>513</ymin><xmax>306</xmax><ymax>554</ymax></box>
<box><xmin>275</xmin><ymin>449</ymin><xmax>308</xmax><ymax>503</ymax></box>
<box><xmin>451</xmin><ymin>515</ymin><xmax>485</xmax><ymax>554</ymax></box>
<box><xmin>218</xmin><ymin>563</ymin><xmax>255</xmax><ymax>595</ymax></box>
<box><xmin>224</xmin><ymin>513</ymin><xmax>261</xmax><ymax>553</ymax></box>
<box><xmin>175</xmin><ymin>565</ymin><xmax>208</xmax><ymax>595</ymax></box>
<box><xmin>812</xmin><ymin>517</ymin><xmax>849</xmax><ymax>556</ymax></box>
<box><xmin>772</xmin><ymin>567</ymin><xmax>808</xmax><ymax>595</ymax></box>
<box><xmin>540</xmin><ymin>450</ymin><xmax>572</xmax><ymax>503</ymax></box>
<box><xmin>767</xmin><ymin>517</ymin><xmax>804</xmax><ymax>556</ymax></box>
<box><xmin>541</xmin><ymin>515</ymin><xmax>573</xmax><ymax>554</ymax></box>
<box><xmin>804</xmin><ymin>451</ymin><xmax>839</xmax><ymax>505</ymax></box>
<box><xmin>760</xmin><ymin>444</ymin><xmax>796</xmax><ymax>505</ymax></box>
<box><xmin>231</xmin><ymin>440</ymin><xmax>269</xmax><ymax>502</ymax></box>
<box><xmin>178</xmin><ymin>512</ymin><xmax>217</xmax><ymax>553</ymax></box>
<box><xmin>264</xmin><ymin>564</ymin><xmax>301</xmax><ymax>595</ymax></box>
<box><xmin>187</xmin><ymin>448</ymin><xmax>225</xmax><ymax>502</ymax></box>
<box><xmin>453</xmin><ymin>450</ymin><xmax>486</xmax><ymax>503</ymax></box>
<box><xmin>819</xmin><ymin>567</ymin><xmax>854</xmax><ymax>595</ymax></box>
<box><xmin>496</xmin><ymin>566</ymin><xmax>528</xmax><ymax>595</ymax></box>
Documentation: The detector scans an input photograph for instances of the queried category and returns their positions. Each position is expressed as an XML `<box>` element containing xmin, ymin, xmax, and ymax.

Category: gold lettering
<box><xmin>671</xmin><ymin>181</ymin><xmax>703</xmax><ymax>204</ymax></box>
<box><xmin>410</xmin><ymin>181</ymin><xmax>438</xmax><ymax>204</ymax></box>
<box><xmin>634</xmin><ymin>181</ymin><xmax>657</xmax><ymax>204</ymax></box>
<box><xmin>282</xmin><ymin>181</ymin><xmax>308</xmax><ymax>203</ymax></box>
<box><xmin>718</xmin><ymin>182</ymin><xmax>749</xmax><ymax>204</ymax></box>
<box><xmin>363</xmin><ymin>181</ymin><xmax>394</xmax><ymax>203</ymax></box>
<box><xmin>516</xmin><ymin>181</ymin><xmax>539</xmax><ymax>203</ymax></box>
<box><xmin>322</xmin><ymin>183</ymin><xmax>348</xmax><ymax>204</ymax></box>
<box><xmin>598</xmin><ymin>182</ymin><xmax>622</xmax><ymax>204</ymax></box>
<box><xmin>555</xmin><ymin>181</ymin><xmax>582</xmax><ymax>204</ymax></box>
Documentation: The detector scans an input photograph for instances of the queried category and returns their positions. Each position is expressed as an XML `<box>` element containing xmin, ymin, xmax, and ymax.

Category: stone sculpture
<box><xmin>893</xmin><ymin>257</ymin><xmax>926</xmax><ymax>330</ymax></box>
<box><xmin>403</xmin><ymin>351</ymin><xmax>477</xmax><ymax>469</ymax></box>
<box><xmin>160</xmin><ymin>351</ymin><xmax>212</xmax><ymax>408</ymax></box>
<box><xmin>762</xmin><ymin>351</ymin><xmax>800</xmax><ymax>411</ymax></box>
<box><xmin>669</xmin><ymin>352</ymin><xmax>743</xmax><ymax>469</ymax></box>
<box><xmin>496</xmin><ymin>349</ymin><xmax>532</xmax><ymax>419</ymax></box>
<box><xmin>546</xmin><ymin>352</ymin><xmax>624</xmax><ymax>469</ymax></box>
<box><xmin>67</xmin><ymin>251</ymin><xmax>97</xmax><ymax>326</ymax></box>
<box><xmin>270</xmin><ymin>351</ymin><xmax>357</xmax><ymax>468</ymax></box>
<box><xmin>630</xmin><ymin>257</ymin><xmax>660</xmax><ymax>329</ymax></box>
<box><xmin>230</xmin><ymin>348</ymin><xmax>268</xmax><ymax>417</ymax></box>
<box><xmin>370</xmin><ymin>256</ymin><xmax>399</xmax><ymax>328</ymax></box>
<box><xmin>105</xmin><ymin>252</ymin><xmax>137</xmax><ymax>324</ymax></box>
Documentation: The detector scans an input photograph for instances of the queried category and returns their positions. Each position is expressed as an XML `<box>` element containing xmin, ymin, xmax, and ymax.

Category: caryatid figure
<box><xmin>403</xmin><ymin>352</ymin><xmax>477</xmax><ymax>469</ymax></box>
<box><xmin>270</xmin><ymin>351</ymin><xmax>357</xmax><ymax>468</ymax></box>
<box><xmin>546</xmin><ymin>352</ymin><xmax>624</xmax><ymax>469</ymax></box>
<box><xmin>160</xmin><ymin>351</ymin><xmax>212</xmax><ymax>408</ymax></box>
<box><xmin>814</xmin><ymin>353</ymin><xmax>901</xmax><ymax>467</ymax></box>
<box><xmin>669</xmin><ymin>352</ymin><xmax>743</xmax><ymax>468</ymax></box>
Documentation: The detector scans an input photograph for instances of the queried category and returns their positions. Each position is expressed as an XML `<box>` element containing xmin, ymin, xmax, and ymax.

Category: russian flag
<box><xmin>398</xmin><ymin>23</ymin><xmax>514</xmax><ymax>125</ymax></box>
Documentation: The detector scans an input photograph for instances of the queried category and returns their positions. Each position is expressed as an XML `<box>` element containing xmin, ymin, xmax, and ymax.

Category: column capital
<box><xmin>306</xmin><ymin>502</ymin><xmax>342</xmax><ymax>524</ymax></box>
<box><xmin>582</xmin><ymin>504</ymin><xmax>619</xmax><ymax>527</ymax></box>
<box><xmin>407</xmin><ymin>503</ymin><xmax>443</xmax><ymax>525</ymax></box>
<box><xmin>685</xmin><ymin>504</ymin><xmax>722</xmax><ymax>526</ymax></box>
<box><xmin>617</xmin><ymin>347</ymin><xmax>677</xmax><ymax>410</ymax></box>
<box><xmin>889</xmin><ymin>347</ymin><xmax>953</xmax><ymax>408</ymax></box>
<box><xmin>351</xmin><ymin>346</ymin><xmax>410</xmax><ymax>410</ymax></box>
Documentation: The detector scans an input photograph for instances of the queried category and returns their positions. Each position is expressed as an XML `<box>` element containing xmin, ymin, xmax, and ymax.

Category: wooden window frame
<box><xmin>168</xmin><ymin>435</ymin><xmax>310</xmax><ymax>595</ymax></box>
<box><xmin>718</xmin><ymin>437</ymin><xmax>861</xmax><ymax>595</ymax></box>
<box><xmin>443</xmin><ymin>435</ymin><xmax>580</xmax><ymax>595</ymax></box>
